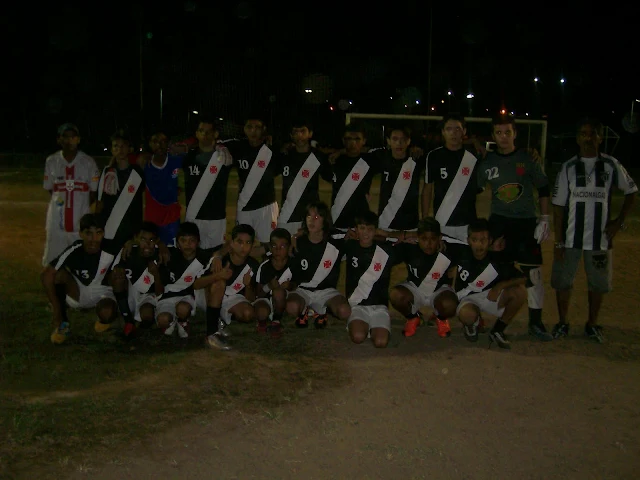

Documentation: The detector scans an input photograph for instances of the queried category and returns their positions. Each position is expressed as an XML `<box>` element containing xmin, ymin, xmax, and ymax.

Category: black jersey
<box><xmin>289</xmin><ymin>232</ymin><xmax>345</xmax><ymax>291</ymax></box>
<box><xmin>50</xmin><ymin>239</ymin><xmax>119</xmax><ymax>287</ymax></box>
<box><xmin>425</xmin><ymin>147</ymin><xmax>480</xmax><ymax>227</ymax></box>
<box><xmin>377</xmin><ymin>151</ymin><xmax>425</xmax><ymax>230</ymax></box>
<box><xmin>255</xmin><ymin>257</ymin><xmax>292</xmax><ymax>297</ymax></box>
<box><xmin>454</xmin><ymin>246</ymin><xmax>524</xmax><ymax>298</ymax></box>
<box><xmin>160</xmin><ymin>247</ymin><xmax>214</xmax><ymax>299</ymax></box>
<box><xmin>98</xmin><ymin>164</ymin><xmax>145</xmax><ymax>247</ymax></box>
<box><xmin>183</xmin><ymin>148</ymin><xmax>232</xmax><ymax>221</ymax></box>
<box><xmin>206</xmin><ymin>253</ymin><xmax>261</xmax><ymax>297</ymax></box>
<box><xmin>399</xmin><ymin>243</ymin><xmax>453</xmax><ymax>296</ymax></box>
<box><xmin>278</xmin><ymin>149</ymin><xmax>332</xmax><ymax>224</ymax></box>
<box><xmin>112</xmin><ymin>246</ymin><xmax>161</xmax><ymax>295</ymax></box>
<box><xmin>223</xmin><ymin>139</ymin><xmax>279</xmax><ymax>211</ymax></box>
<box><xmin>344</xmin><ymin>240</ymin><xmax>395</xmax><ymax>306</ymax></box>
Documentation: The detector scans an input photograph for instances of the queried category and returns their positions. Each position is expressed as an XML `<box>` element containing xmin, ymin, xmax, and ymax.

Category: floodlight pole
<box><xmin>426</xmin><ymin>7</ymin><xmax>433</xmax><ymax>109</ymax></box>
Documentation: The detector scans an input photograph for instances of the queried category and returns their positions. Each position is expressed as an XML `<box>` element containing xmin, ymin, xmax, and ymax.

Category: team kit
<box><xmin>40</xmin><ymin>114</ymin><xmax>637</xmax><ymax>350</ymax></box>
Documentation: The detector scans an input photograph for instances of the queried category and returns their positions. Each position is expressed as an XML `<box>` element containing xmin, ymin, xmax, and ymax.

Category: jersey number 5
<box><xmin>440</xmin><ymin>168</ymin><xmax>448</xmax><ymax>179</ymax></box>
<box><xmin>485</xmin><ymin>166</ymin><xmax>499</xmax><ymax>180</ymax></box>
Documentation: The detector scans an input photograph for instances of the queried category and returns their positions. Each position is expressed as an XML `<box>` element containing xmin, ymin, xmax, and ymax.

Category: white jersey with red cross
<box><xmin>43</xmin><ymin>150</ymin><xmax>99</xmax><ymax>233</ymax></box>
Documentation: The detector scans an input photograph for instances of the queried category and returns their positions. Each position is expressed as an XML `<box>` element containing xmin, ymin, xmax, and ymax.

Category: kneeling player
<box><xmin>42</xmin><ymin>213</ymin><xmax>118</xmax><ymax>344</ymax></box>
<box><xmin>286</xmin><ymin>201</ymin><xmax>351</xmax><ymax>328</ymax></box>
<box><xmin>345</xmin><ymin>211</ymin><xmax>396</xmax><ymax>348</ymax></box>
<box><xmin>455</xmin><ymin>219</ymin><xmax>527</xmax><ymax>350</ymax></box>
<box><xmin>390</xmin><ymin>217</ymin><xmax>459</xmax><ymax>339</ymax></box>
<box><xmin>254</xmin><ymin>228</ymin><xmax>292</xmax><ymax>337</ymax></box>
<box><xmin>110</xmin><ymin>222</ymin><xmax>164</xmax><ymax>337</ymax></box>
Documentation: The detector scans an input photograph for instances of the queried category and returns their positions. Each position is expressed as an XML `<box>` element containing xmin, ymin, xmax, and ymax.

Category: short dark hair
<box><xmin>385</xmin><ymin>123</ymin><xmax>412</xmax><ymax>139</ymax></box>
<box><xmin>177</xmin><ymin>222</ymin><xmax>200</xmax><ymax>241</ymax></box>
<box><xmin>576</xmin><ymin>117</ymin><xmax>604</xmax><ymax>137</ymax></box>
<box><xmin>139</xmin><ymin>221</ymin><xmax>159</xmax><ymax>237</ymax></box>
<box><xmin>110</xmin><ymin>129</ymin><xmax>131</xmax><ymax>145</ymax></box>
<box><xmin>303</xmin><ymin>201</ymin><xmax>333</xmax><ymax>236</ymax></box>
<box><xmin>80</xmin><ymin>213</ymin><xmax>105</xmax><ymax>231</ymax></box>
<box><xmin>417</xmin><ymin>217</ymin><xmax>441</xmax><ymax>235</ymax></box>
<box><xmin>491</xmin><ymin>114</ymin><xmax>516</xmax><ymax>130</ymax></box>
<box><xmin>291</xmin><ymin>118</ymin><xmax>313</xmax><ymax>131</ymax></box>
<box><xmin>197</xmin><ymin>118</ymin><xmax>219</xmax><ymax>131</ymax></box>
<box><xmin>270</xmin><ymin>228</ymin><xmax>291</xmax><ymax>244</ymax></box>
<box><xmin>440</xmin><ymin>114</ymin><xmax>466</xmax><ymax>130</ymax></box>
<box><xmin>354</xmin><ymin>211</ymin><xmax>378</xmax><ymax>227</ymax></box>
<box><xmin>344</xmin><ymin>123</ymin><xmax>367</xmax><ymax>138</ymax></box>
<box><xmin>468</xmin><ymin>218</ymin><xmax>491</xmax><ymax>237</ymax></box>
<box><xmin>231</xmin><ymin>224</ymin><xmax>256</xmax><ymax>242</ymax></box>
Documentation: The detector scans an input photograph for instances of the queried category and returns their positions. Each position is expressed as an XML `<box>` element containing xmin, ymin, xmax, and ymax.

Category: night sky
<box><xmin>2</xmin><ymin>2</ymin><xmax>638</xmax><ymax>153</ymax></box>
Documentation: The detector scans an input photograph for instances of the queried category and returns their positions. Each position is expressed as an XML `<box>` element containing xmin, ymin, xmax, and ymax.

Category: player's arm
<box><xmin>43</xmin><ymin>158</ymin><xmax>53</xmax><ymax>196</ymax></box>
<box><xmin>41</xmin><ymin>264</ymin><xmax>64</xmax><ymax>327</ymax></box>
<box><xmin>421</xmin><ymin>152</ymin><xmax>434</xmax><ymax>217</ymax></box>
<box><xmin>148</xmin><ymin>260</ymin><xmax>165</xmax><ymax>296</ymax></box>
<box><xmin>243</xmin><ymin>269</ymin><xmax>256</xmax><ymax>302</ymax></box>
<box><xmin>606</xmin><ymin>162</ymin><xmax>638</xmax><ymax>240</ymax></box>
<box><xmin>89</xmin><ymin>160</ymin><xmax>100</xmax><ymax>209</ymax></box>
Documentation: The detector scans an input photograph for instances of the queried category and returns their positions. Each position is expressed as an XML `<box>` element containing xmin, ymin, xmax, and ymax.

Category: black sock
<box><xmin>115</xmin><ymin>291</ymin><xmax>133</xmax><ymax>324</ymax></box>
<box><xmin>404</xmin><ymin>311</ymin><xmax>416</xmax><ymax>319</ymax></box>
<box><xmin>54</xmin><ymin>284</ymin><xmax>69</xmax><ymax>323</ymax></box>
<box><xmin>492</xmin><ymin>319</ymin><xmax>508</xmax><ymax>333</ymax></box>
<box><xmin>436</xmin><ymin>314</ymin><xmax>448</xmax><ymax>321</ymax></box>
<box><xmin>273</xmin><ymin>311</ymin><xmax>283</xmax><ymax>322</ymax></box>
<box><xmin>206</xmin><ymin>307</ymin><xmax>221</xmax><ymax>336</ymax></box>
<box><xmin>528</xmin><ymin>308</ymin><xmax>542</xmax><ymax>326</ymax></box>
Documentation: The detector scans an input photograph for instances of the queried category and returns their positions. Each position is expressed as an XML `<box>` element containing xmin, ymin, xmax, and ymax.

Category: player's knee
<box><xmin>235</xmin><ymin>304</ymin><xmax>254</xmax><ymax>323</ymax></box>
<box><xmin>272</xmin><ymin>288</ymin><xmax>286</xmax><ymax>304</ymax></box>
<box><xmin>254</xmin><ymin>302</ymin><xmax>270</xmax><ymax>322</ymax></box>
<box><xmin>372</xmin><ymin>329</ymin><xmax>389</xmax><ymax>349</ymax></box>
<box><xmin>389</xmin><ymin>286</ymin><xmax>410</xmax><ymax>308</ymax></box>
<box><xmin>53</xmin><ymin>268</ymin><xmax>71</xmax><ymax>285</ymax></box>
<box><xmin>207</xmin><ymin>281</ymin><xmax>225</xmax><ymax>303</ymax></box>
<box><xmin>333</xmin><ymin>301</ymin><xmax>351</xmax><ymax>321</ymax></box>
<box><xmin>434</xmin><ymin>291</ymin><xmax>459</xmax><ymax>319</ymax></box>
<box><xmin>110</xmin><ymin>268</ymin><xmax>127</xmax><ymax>292</ymax></box>
<box><xmin>96</xmin><ymin>299</ymin><xmax>117</xmax><ymax>322</ymax></box>
<box><xmin>139</xmin><ymin>304</ymin><xmax>155</xmax><ymax>323</ymax></box>
<box><xmin>175</xmin><ymin>302</ymin><xmax>192</xmax><ymax>320</ymax></box>
<box><xmin>348</xmin><ymin>323</ymin><xmax>367</xmax><ymax>344</ymax></box>
<box><xmin>286</xmin><ymin>297</ymin><xmax>303</xmax><ymax>316</ymax></box>
<box><xmin>457</xmin><ymin>303</ymin><xmax>479</xmax><ymax>325</ymax></box>
<box><xmin>156</xmin><ymin>313</ymin><xmax>171</xmax><ymax>330</ymax></box>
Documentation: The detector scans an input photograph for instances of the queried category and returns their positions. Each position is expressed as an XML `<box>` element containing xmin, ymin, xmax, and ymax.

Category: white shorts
<box><xmin>347</xmin><ymin>304</ymin><xmax>390</xmax><ymax>331</ymax></box>
<box><xmin>236</xmin><ymin>202</ymin><xmax>279</xmax><ymax>243</ymax></box>
<box><xmin>441</xmin><ymin>225</ymin><xmax>469</xmax><ymax>243</ymax></box>
<box><xmin>128</xmin><ymin>289</ymin><xmax>158</xmax><ymax>322</ymax></box>
<box><xmin>456</xmin><ymin>290</ymin><xmax>505</xmax><ymax>318</ymax></box>
<box><xmin>221</xmin><ymin>294</ymin><xmax>252</xmax><ymax>324</ymax></box>
<box><xmin>66</xmin><ymin>279</ymin><xmax>115</xmax><ymax>310</ymax></box>
<box><xmin>43</xmin><ymin>229</ymin><xmax>80</xmax><ymax>266</ymax></box>
<box><xmin>397</xmin><ymin>282</ymin><xmax>455</xmax><ymax>316</ymax></box>
<box><xmin>156</xmin><ymin>295</ymin><xmax>196</xmax><ymax>319</ymax></box>
<box><xmin>276</xmin><ymin>220</ymin><xmax>303</xmax><ymax>236</ymax></box>
<box><xmin>292</xmin><ymin>287</ymin><xmax>342</xmax><ymax>315</ymax></box>
<box><xmin>189</xmin><ymin>218</ymin><xmax>226</xmax><ymax>250</ymax></box>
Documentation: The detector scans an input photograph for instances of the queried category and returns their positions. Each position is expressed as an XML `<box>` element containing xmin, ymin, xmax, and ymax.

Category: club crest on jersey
<box><xmin>301</xmin><ymin>169</ymin><xmax>310</xmax><ymax>178</ymax></box>
<box><xmin>172</xmin><ymin>168</ymin><xmax>179</xmax><ymax>178</ymax></box>
<box><xmin>373</xmin><ymin>262</ymin><xmax>382</xmax><ymax>271</ymax></box>
<box><xmin>184</xmin><ymin>275</ymin><xmax>193</xmax><ymax>283</ymax></box>
<box><xmin>432</xmin><ymin>272</ymin><xmax>441</xmax><ymax>280</ymax></box>
<box><xmin>351</xmin><ymin>172</ymin><xmax>360</xmax><ymax>181</ymax></box>
<box><xmin>600</xmin><ymin>171</ymin><xmax>610</xmax><ymax>182</ymax></box>
<box><xmin>127</xmin><ymin>184</ymin><xmax>135</xmax><ymax>193</ymax></box>
<box><xmin>323</xmin><ymin>259</ymin><xmax>332</xmax><ymax>269</ymax></box>
<box><xmin>100</xmin><ymin>268</ymin><xmax>107</xmax><ymax>274</ymax></box>
<box><xmin>209</xmin><ymin>165</ymin><xmax>218</xmax><ymax>174</ymax></box>
<box><xmin>402</xmin><ymin>171</ymin><xmax>411</xmax><ymax>180</ymax></box>
<box><xmin>495</xmin><ymin>183</ymin><xmax>523</xmax><ymax>203</ymax></box>
<box><xmin>516</xmin><ymin>163</ymin><xmax>525</xmax><ymax>176</ymax></box>
<box><xmin>65</xmin><ymin>180</ymin><xmax>75</xmax><ymax>191</ymax></box>
<box><xmin>233</xmin><ymin>282</ymin><xmax>243</xmax><ymax>291</ymax></box>
<box><xmin>476</xmin><ymin>280</ymin><xmax>485</xmax><ymax>287</ymax></box>
<box><xmin>271</xmin><ymin>221</ymin><xmax>277</xmax><ymax>230</ymax></box>
<box><xmin>258</xmin><ymin>160</ymin><xmax>266</xmax><ymax>168</ymax></box>
<box><xmin>461</xmin><ymin>167</ymin><xmax>470</xmax><ymax>176</ymax></box>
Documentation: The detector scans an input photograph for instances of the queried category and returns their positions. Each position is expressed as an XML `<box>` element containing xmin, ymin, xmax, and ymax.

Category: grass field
<box><xmin>1</xmin><ymin>162</ymin><xmax>639</xmax><ymax>478</ymax></box>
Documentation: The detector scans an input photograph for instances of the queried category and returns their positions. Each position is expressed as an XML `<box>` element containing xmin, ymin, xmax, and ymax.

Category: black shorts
<box><xmin>488</xmin><ymin>214</ymin><xmax>542</xmax><ymax>265</ymax></box>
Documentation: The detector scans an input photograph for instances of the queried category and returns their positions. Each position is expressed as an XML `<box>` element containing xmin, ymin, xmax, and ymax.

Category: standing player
<box><xmin>42</xmin><ymin>123</ymin><xmax>100</xmax><ymax>265</ymax></box>
<box><xmin>422</xmin><ymin>115</ymin><xmax>481</xmax><ymax>258</ymax></box>
<box><xmin>277</xmin><ymin>119</ymin><xmax>332</xmax><ymax>235</ymax></box>
<box><xmin>389</xmin><ymin>217</ymin><xmax>459</xmax><ymax>338</ymax></box>
<box><xmin>41</xmin><ymin>214</ymin><xmax>119</xmax><ymax>344</ymax></box>
<box><xmin>454</xmin><ymin>219</ymin><xmax>528</xmax><ymax>349</ymax></box>
<box><xmin>551</xmin><ymin>118</ymin><xmax>637</xmax><ymax>343</ymax></box>
<box><xmin>478</xmin><ymin>114</ymin><xmax>552</xmax><ymax>341</ymax></box>
<box><xmin>97</xmin><ymin>131</ymin><xmax>145</xmax><ymax>251</ymax></box>
<box><xmin>223</xmin><ymin>116</ymin><xmax>280</xmax><ymax>251</ymax></box>
<box><xmin>286</xmin><ymin>201</ymin><xmax>351</xmax><ymax>328</ymax></box>
<box><xmin>183</xmin><ymin>119</ymin><xmax>233</xmax><ymax>250</ymax></box>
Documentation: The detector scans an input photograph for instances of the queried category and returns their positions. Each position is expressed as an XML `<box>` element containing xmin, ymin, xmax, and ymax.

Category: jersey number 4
<box><xmin>485</xmin><ymin>167</ymin><xmax>499</xmax><ymax>180</ymax></box>
<box><xmin>188</xmin><ymin>165</ymin><xmax>200</xmax><ymax>176</ymax></box>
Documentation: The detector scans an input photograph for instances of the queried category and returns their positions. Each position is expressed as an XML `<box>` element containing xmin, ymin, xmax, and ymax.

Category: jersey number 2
<box><xmin>485</xmin><ymin>167</ymin><xmax>499</xmax><ymax>180</ymax></box>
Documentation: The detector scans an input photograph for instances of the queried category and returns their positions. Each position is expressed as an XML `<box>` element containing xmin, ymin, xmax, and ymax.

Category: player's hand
<box><xmin>158</xmin><ymin>243</ymin><xmax>171</xmax><ymax>265</ymax></box>
<box><xmin>215</xmin><ymin>144</ymin><xmax>232</xmax><ymax>165</ymax></box>
<box><xmin>280</xmin><ymin>142</ymin><xmax>294</xmax><ymax>154</ymax></box>
<box><xmin>438</xmin><ymin>239</ymin><xmax>448</xmax><ymax>252</ymax></box>
<box><xmin>147</xmin><ymin>260</ymin><xmax>160</xmax><ymax>277</ymax></box>
<box><xmin>534</xmin><ymin>215</ymin><xmax>550</xmax><ymax>243</ymax></box>
<box><xmin>527</xmin><ymin>147</ymin><xmax>542</xmax><ymax>164</ymax></box>
<box><xmin>243</xmin><ymin>268</ymin><xmax>253</xmax><ymax>286</ymax></box>
<box><xmin>121</xmin><ymin>240</ymin><xmax>135</xmax><ymax>261</ymax></box>
<box><xmin>346</xmin><ymin>228</ymin><xmax>358</xmax><ymax>240</ymax></box>
<box><xmin>409</xmin><ymin>146</ymin><xmax>424</xmax><ymax>158</ymax></box>
<box><xmin>490</xmin><ymin>236</ymin><xmax>506</xmax><ymax>252</ymax></box>
<box><xmin>268</xmin><ymin>277</ymin><xmax>280</xmax><ymax>290</ymax></box>
<box><xmin>111</xmin><ymin>267</ymin><xmax>126</xmax><ymax>284</ymax></box>
<box><xmin>280</xmin><ymin>280</ymin><xmax>291</xmax><ymax>291</ymax></box>
<box><xmin>328</xmin><ymin>149</ymin><xmax>344</xmax><ymax>165</ymax></box>
<box><xmin>605</xmin><ymin>217</ymin><xmax>624</xmax><ymax>240</ymax></box>
<box><xmin>487</xmin><ymin>286</ymin><xmax>501</xmax><ymax>302</ymax></box>
<box><xmin>219</xmin><ymin>262</ymin><xmax>233</xmax><ymax>281</ymax></box>
<box><xmin>553</xmin><ymin>245</ymin><xmax>565</xmax><ymax>262</ymax></box>
<box><xmin>210</xmin><ymin>256</ymin><xmax>223</xmax><ymax>273</ymax></box>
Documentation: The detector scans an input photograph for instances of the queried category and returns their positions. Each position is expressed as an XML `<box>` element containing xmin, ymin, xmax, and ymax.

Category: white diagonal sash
<box><xmin>278</xmin><ymin>267</ymin><xmax>292</xmax><ymax>284</ymax></box>
<box><xmin>225</xmin><ymin>264</ymin><xmax>253</xmax><ymax>296</ymax></box>
<box><xmin>435</xmin><ymin>151</ymin><xmax>476</xmax><ymax>226</ymax></box>
<box><xmin>348</xmin><ymin>246</ymin><xmax>389</xmax><ymax>305</ymax></box>
<box><xmin>416</xmin><ymin>253</ymin><xmax>451</xmax><ymax>296</ymax></box>
<box><xmin>185</xmin><ymin>151</ymin><xmax>224</xmax><ymax>220</ymax></box>
<box><xmin>91</xmin><ymin>251</ymin><xmax>116</xmax><ymax>285</ymax></box>
<box><xmin>378</xmin><ymin>157</ymin><xmax>416</xmax><ymax>229</ymax></box>
<box><xmin>279</xmin><ymin>153</ymin><xmax>320</xmax><ymax>223</ymax></box>
<box><xmin>104</xmin><ymin>169</ymin><xmax>142</xmax><ymax>239</ymax></box>
<box><xmin>164</xmin><ymin>259</ymin><xmax>205</xmax><ymax>294</ymax></box>
<box><xmin>300</xmin><ymin>242</ymin><xmax>340</xmax><ymax>289</ymax></box>
<box><xmin>331</xmin><ymin>158</ymin><xmax>370</xmax><ymax>222</ymax></box>
<box><xmin>456</xmin><ymin>263</ymin><xmax>499</xmax><ymax>299</ymax></box>
<box><xmin>237</xmin><ymin>145</ymin><xmax>272</xmax><ymax>211</ymax></box>
<box><xmin>132</xmin><ymin>266</ymin><xmax>154</xmax><ymax>294</ymax></box>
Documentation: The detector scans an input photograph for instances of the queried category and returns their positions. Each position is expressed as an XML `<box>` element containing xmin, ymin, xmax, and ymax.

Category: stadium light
<box><xmin>534</xmin><ymin>77</ymin><xmax>539</xmax><ymax>82</ymax></box>
<box><xmin>218</xmin><ymin>117</ymin><xmax>223</xmax><ymax>121</ymax></box>
<box><xmin>441</xmin><ymin>99</ymin><xmax>445</xmax><ymax>104</ymax></box>
<box><xmin>305</xmin><ymin>89</ymin><xmax>312</xmax><ymax>93</ymax></box>
<box><xmin>500</xmin><ymin>109</ymin><xmax>506</xmax><ymax>114</ymax></box>
<box><xmin>416</xmin><ymin>100</ymin><xmax>420</xmax><ymax>104</ymax></box>
<box><xmin>466</xmin><ymin>93</ymin><xmax>474</xmax><ymax>99</ymax></box>
<box><xmin>431</xmin><ymin>106</ymin><xmax>435</xmax><ymax>111</ymax></box>
<box><xmin>349</xmin><ymin>100</ymin><xmax>353</xmax><ymax>105</ymax></box>
<box><xmin>447</xmin><ymin>91</ymin><xmax>452</xmax><ymax>96</ymax></box>
<box><xmin>192</xmin><ymin>110</ymin><xmax>198</xmax><ymax>114</ymax></box>
<box><xmin>390</xmin><ymin>96</ymin><xmax>393</xmax><ymax>100</ymax></box>
<box><xmin>560</xmin><ymin>78</ymin><xmax>565</xmax><ymax>84</ymax></box>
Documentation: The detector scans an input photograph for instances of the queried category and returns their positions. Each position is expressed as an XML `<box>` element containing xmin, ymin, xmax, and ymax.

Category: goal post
<box><xmin>345</xmin><ymin>113</ymin><xmax>548</xmax><ymax>164</ymax></box>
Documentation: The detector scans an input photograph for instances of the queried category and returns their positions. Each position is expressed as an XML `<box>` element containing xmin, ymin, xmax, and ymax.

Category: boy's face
<box><xmin>269</xmin><ymin>236</ymin><xmax>290</xmax><ymax>261</ymax></box>
<box><xmin>196</xmin><ymin>123</ymin><xmax>218</xmax><ymax>148</ymax></box>
<box><xmin>244</xmin><ymin>119</ymin><xmax>265</xmax><ymax>143</ymax></box>
<box><xmin>343</xmin><ymin>131</ymin><xmax>365</xmax><ymax>156</ymax></box>
<box><xmin>442</xmin><ymin>120</ymin><xmax>465</xmax><ymax>149</ymax></box>
<box><xmin>306</xmin><ymin>208</ymin><xmax>324</xmax><ymax>234</ymax></box>
<box><xmin>356</xmin><ymin>223</ymin><xmax>376</xmax><ymax>248</ymax></box>
<box><xmin>177</xmin><ymin>234</ymin><xmax>199</xmax><ymax>257</ymax></box>
<box><xmin>149</xmin><ymin>134</ymin><xmax>168</xmax><ymax>154</ymax></box>
<box><xmin>58</xmin><ymin>130</ymin><xmax>80</xmax><ymax>153</ymax></box>
<box><xmin>576</xmin><ymin>124</ymin><xmax>602</xmax><ymax>157</ymax></box>
<box><xmin>418</xmin><ymin>231</ymin><xmax>440</xmax><ymax>256</ymax></box>
<box><xmin>468</xmin><ymin>230</ymin><xmax>491</xmax><ymax>259</ymax></box>
<box><xmin>138</xmin><ymin>230</ymin><xmax>158</xmax><ymax>257</ymax></box>
<box><xmin>111</xmin><ymin>139</ymin><xmax>131</xmax><ymax>160</ymax></box>
<box><xmin>80</xmin><ymin>226</ymin><xmax>104</xmax><ymax>254</ymax></box>
<box><xmin>231</xmin><ymin>233</ymin><xmax>253</xmax><ymax>258</ymax></box>
<box><xmin>492</xmin><ymin>123</ymin><xmax>516</xmax><ymax>151</ymax></box>
<box><xmin>291</xmin><ymin>126</ymin><xmax>312</xmax><ymax>147</ymax></box>
<box><xmin>386</xmin><ymin>130</ymin><xmax>410</xmax><ymax>158</ymax></box>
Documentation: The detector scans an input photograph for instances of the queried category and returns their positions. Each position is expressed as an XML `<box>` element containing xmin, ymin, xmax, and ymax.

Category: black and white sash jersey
<box><xmin>112</xmin><ymin>246</ymin><xmax>162</xmax><ymax>295</ymax></box>
<box><xmin>160</xmin><ymin>247</ymin><xmax>214</xmax><ymax>300</ymax></box>
<box><xmin>278</xmin><ymin>149</ymin><xmax>332</xmax><ymax>224</ymax></box>
<box><xmin>290</xmin><ymin>231</ymin><xmax>345</xmax><ymax>291</ymax></box>
<box><xmin>344</xmin><ymin>239</ymin><xmax>395</xmax><ymax>306</ymax></box>
<box><xmin>255</xmin><ymin>258</ymin><xmax>292</xmax><ymax>297</ymax></box>
<box><xmin>377</xmin><ymin>151</ymin><xmax>425</xmax><ymax>230</ymax></box>
<box><xmin>454</xmin><ymin>246</ymin><xmax>523</xmax><ymax>299</ymax></box>
<box><xmin>98</xmin><ymin>164</ymin><xmax>144</xmax><ymax>246</ymax></box>
<box><xmin>399</xmin><ymin>243</ymin><xmax>453</xmax><ymax>297</ymax></box>
<box><xmin>51</xmin><ymin>239</ymin><xmax>119</xmax><ymax>287</ymax></box>
<box><xmin>425</xmin><ymin>147</ymin><xmax>480</xmax><ymax>227</ymax></box>
<box><xmin>203</xmin><ymin>253</ymin><xmax>261</xmax><ymax>297</ymax></box>
<box><xmin>183</xmin><ymin>148</ymin><xmax>232</xmax><ymax>221</ymax></box>
<box><xmin>223</xmin><ymin>139</ymin><xmax>279</xmax><ymax>211</ymax></box>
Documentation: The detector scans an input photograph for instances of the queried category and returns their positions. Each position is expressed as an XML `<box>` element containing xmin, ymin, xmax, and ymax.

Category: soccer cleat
<box><xmin>177</xmin><ymin>320</ymin><xmax>189</xmax><ymax>338</ymax></box>
<box><xmin>551</xmin><ymin>322</ymin><xmax>570</xmax><ymax>339</ymax></box>
<box><xmin>488</xmin><ymin>330</ymin><xmax>511</xmax><ymax>350</ymax></box>
<box><xmin>402</xmin><ymin>315</ymin><xmax>422</xmax><ymax>337</ymax></box>
<box><xmin>314</xmin><ymin>314</ymin><xmax>328</xmax><ymax>329</ymax></box>
<box><xmin>463</xmin><ymin>320</ymin><xmax>479</xmax><ymax>342</ymax></box>
<box><xmin>528</xmin><ymin>323</ymin><xmax>553</xmax><ymax>342</ymax></box>
<box><xmin>267</xmin><ymin>320</ymin><xmax>283</xmax><ymax>338</ymax></box>
<box><xmin>50</xmin><ymin>322</ymin><xmax>70</xmax><ymax>344</ymax></box>
<box><xmin>206</xmin><ymin>333</ymin><xmax>232</xmax><ymax>351</ymax></box>
<box><xmin>218</xmin><ymin>318</ymin><xmax>232</xmax><ymax>338</ymax></box>
<box><xmin>123</xmin><ymin>322</ymin><xmax>136</xmax><ymax>338</ymax></box>
<box><xmin>295</xmin><ymin>309</ymin><xmax>310</xmax><ymax>328</ymax></box>
<box><xmin>256</xmin><ymin>319</ymin><xmax>268</xmax><ymax>334</ymax></box>
<box><xmin>436</xmin><ymin>318</ymin><xmax>451</xmax><ymax>338</ymax></box>
<box><xmin>585</xmin><ymin>324</ymin><xmax>604</xmax><ymax>344</ymax></box>
<box><xmin>94</xmin><ymin>320</ymin><xmax>112</xmax><ymax>333</ymax></box>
